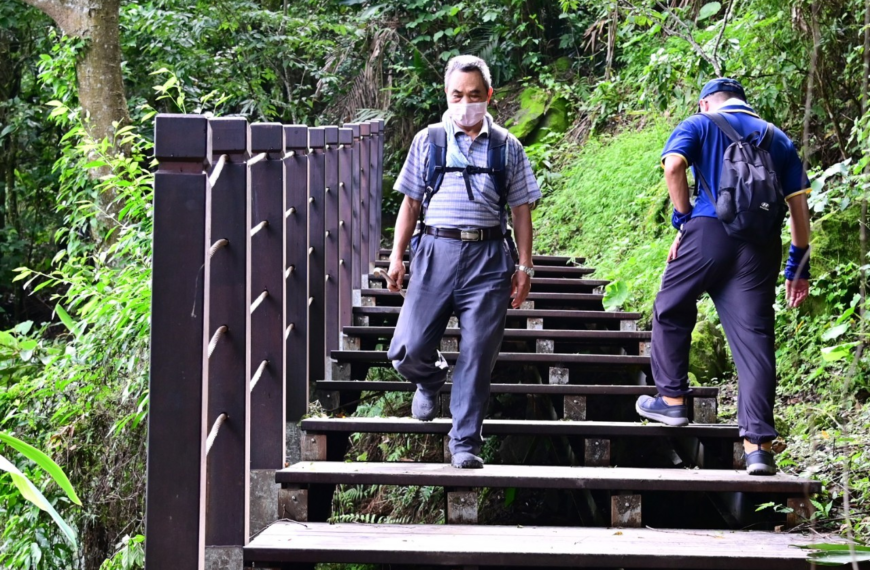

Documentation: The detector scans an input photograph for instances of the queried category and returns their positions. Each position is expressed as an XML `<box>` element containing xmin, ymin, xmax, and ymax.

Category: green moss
<box><xmin>689</xmin><ymin>319</ymin><xmax>731</xmax><ymax>384</ymax></box>
<box><xmin>529</xmin><ymin>97</ymin><xmax>571</xmax><ymax>145</ymax></box>
<box><xmin>505</xmin><ymin>86</ymin><xmax>550</xmax><ymax>140</ymax></box>
<box><xmin>534</xmin><ymin>117</ymin><xmax>676</xmax><ymax>321</ymax></box>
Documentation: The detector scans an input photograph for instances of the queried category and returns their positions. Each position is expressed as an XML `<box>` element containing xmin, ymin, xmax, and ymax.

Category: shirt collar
<box><xmin>453</xmin><ymin>116</ymin><xmax>491</xmax><ymax>139</ymax></box>
<box><xmin>719</xmin><ymin>98</ymin><xmax>760</xmax><ymax>117</ymax></box>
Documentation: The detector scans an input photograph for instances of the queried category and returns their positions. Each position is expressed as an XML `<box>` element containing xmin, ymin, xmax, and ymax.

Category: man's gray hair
<box><xmin>444</xmin><ymin>55</ymin><xmax>493</xmax><ymax>92</ymax></box>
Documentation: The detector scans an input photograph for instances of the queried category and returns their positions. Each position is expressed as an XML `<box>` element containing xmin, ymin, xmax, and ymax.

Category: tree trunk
<box><xmin>19</xmin><ymin>0</ymin><xmax>130</xmax><ymax>242</ymax></box>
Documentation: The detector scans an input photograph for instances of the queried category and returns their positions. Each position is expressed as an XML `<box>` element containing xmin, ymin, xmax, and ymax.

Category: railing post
<box><xmin>375</xmin><ymin>118</ymin><xmax>385</xmax><ymax>262</ymax></box>
<box><xmin>284</xmin><ymin>125</ymin><xmax>308</xmax><ymax>427</ymax></box>
<box><xmin>145</xmin><ymin>114</ymin><xmax>211</xmax><ymax>570</ymax></box>
<box><xmin>323</xmin><ymin>126</ymin><xmax>340</xmax><ymax>360</ymax></box>
<box><xmin>368</xmin><ymin>120</ymin><xmax>381</xmax><ymax>266</ymax></box>
<box><xmin>204</xmin><ymin>117</ymin><xmax>251</xmax><ymax>566</ymax></box>
<box><xmin>343</xmin><ymin>123</ymin><xmax>362</xmax><ymax>290</ymax></box>
<box><xmin>359</xmin><ymin>121</ymin><xmax>371</xmax><ymax>276</ymax></box>
<box><xmin>307</xmin><ymin>127</ymin><xmax>327</xmax><ymax>396</ymax></box>
<box><xmin>248</xmin><ymin>123</ymin><xmax>286</xmax><ymax>535</ymax></box>
<box><xmin>337</xmin><ymin>128</ymin><xmax>354</xmax><ymax>345</ymax></box>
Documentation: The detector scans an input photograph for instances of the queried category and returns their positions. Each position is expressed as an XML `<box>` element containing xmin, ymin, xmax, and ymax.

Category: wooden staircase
<box><xmin>246</xmin><ymin>250</ymin><xmax>830</xmax><ymax>569</ymax></box>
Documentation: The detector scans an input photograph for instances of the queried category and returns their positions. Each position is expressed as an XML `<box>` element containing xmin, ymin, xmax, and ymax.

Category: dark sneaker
<box><xmin>746</xmin><ymin>449</ymin><xmax>776</xmax><ymax>476</ymax></box>
<box><xmin>451</xmin><ymin>451</ymin><xmax>484</xmax><ymax>469</ymax></box>
<box><xmin>635</xmin><ymin>394</ymin><xmax>689</xmax><ymax>426</ymax></box>
<box><xmin>411</xmin><ymin>386</ymin><xmax>438</xmax><ymax>422</ymax></box>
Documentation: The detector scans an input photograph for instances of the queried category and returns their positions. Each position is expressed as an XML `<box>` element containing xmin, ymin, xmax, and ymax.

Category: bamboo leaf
<box><xmin>0</xmin><ymin>432</ymin><xmax>82</xmax><ymax>505</ymax></box>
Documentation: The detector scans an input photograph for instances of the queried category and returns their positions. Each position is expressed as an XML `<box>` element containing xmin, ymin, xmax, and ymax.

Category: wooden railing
<box><xmin>144</xmin><ymin>114</ymin><xmax>385</xmax><ymax>569</ymax></box>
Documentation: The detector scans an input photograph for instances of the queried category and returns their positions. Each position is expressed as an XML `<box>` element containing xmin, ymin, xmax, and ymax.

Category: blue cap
<box><xmin>699</xmin><ymin>77</ymin><xmax>746</xmax><ymax>100</ymax></box>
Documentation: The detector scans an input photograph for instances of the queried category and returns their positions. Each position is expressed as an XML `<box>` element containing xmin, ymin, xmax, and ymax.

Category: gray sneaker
<box><xmin>635</xmin><ymin>394</ymin><xmax>689</xmax><ymax>426</ymax></box>
<box><xmin>746</xmin><ymin>449</ymin><xmax>776</xmax><ymax>476</ymax></box>
<box><xmin>411</xmin><ymin>386</ymin><xmax>438</xmax><ymax>422</ymax></box>
<box><xmin>451</xmin><ymin>451</ymin><xmax>484</xmax><ymax>469</ymax></box>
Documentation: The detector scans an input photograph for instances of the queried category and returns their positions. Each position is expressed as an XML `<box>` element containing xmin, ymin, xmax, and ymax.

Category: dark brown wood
<box><xmin>308</xmin><ymin>127</ymin><xmax>327</xmax><ymax>406</ymax></box>
<box><xmin>368</xmin><ymin>273</ymin><xmax>610</xmax><ymax>291</ymax></box>
<box><xmin>146</xmin><ymin>114</ymin><xmax>210</xmax><ymax>570</ymax></box>
<box><xmin>693</xmin><ymin>397</ymin><xmax>718</xmax><ymax>424</ymax></box>
<box><xmin>360</xmin><ymin>289</ymin><xmax>604</xmax><ymax>303</ymax></box>
<box><xmin>343</xmin><ymin>123</ymin><xmax>362</xmax><ymax>290</ymax></box>
<box><xmin>378</xmin><ymin>248</ymin><xmax>587</xmax><ymax>266</ymax></box>
<box><xmin>359</xmin><ymin>122</ymin><xmax>371</xmax><ymax>274</ymax></box>
<box><xmin>323</xmin><ymin>127</ymin><xmax>340</xmax><ymax>356</ymax></box>
<box><xmin>275</xmin><ymin>462</ymin><xmax>820</xmax><ymax>494</ymax></box>
<box><xmin>351</xmin><ymin>306</ymin><xmax>640</xmax><ymax>321</ymax></box>
<box><xmin>244</xmin><ymin>522</ymin><xmax>825</xmax><ymax>569</ymax></box>
<box><xmin>249</xmin><ymin>123</ymin><xmax>286</xmax><ymax>469</ymax></box>
<box><xmin>337</xmin><ymin>128</ymin><xmax>354</xmax><ymax>340</ymax></box>
<box><xmin>278</xmin><ymin>486</ymin><xmax>308</xmax><ymax>521</ymax></box>
<box><xmin>313</xmin><ymin>381</ymin><xmax>718</xmax><ymax>398</ymax></box>
<box><xmin>375</xmin><ymin>119</ymin><xmax>385</xmax><ymax>267</ymax></box>
<box><xmin>329</xmin><ymin>350</ymin><xmax>649</xmax><ymax>366</ymax></box>
<box><xmin>368</xmin><ymin>120</ymin><xmax>380</xmax><ymax>266</ymax></box>
<box><xmin>206</xmin><ymin>117</ymin><xmax>251</xmax><ymax>547</ymax></box>
<box><xmin>284</xmin><ymin>125</ymin><xmax>309</xmax><ymax>422</ymax></box>
<box><xmin>584</xmin><ymin>438</ymin><xmax>611</xmax><ymax>467</ymax></box>
<box><xmin>301</xmin><ymin>417</ymin><xmax>741</xmax><ymax>439</ymax></box>
<box><xmin>611</xmin><ymin>494</ymin><xmax>642</xmax><ymax>528</ymax></box>
<box><xmin>446</xmin><ymin>489</ymin><xmax>478</xmax><ymax>524</ymax></box>
<box><xmin>374</xmin><ymin>259</ymin><xmax>596</xmax><ymax>277</ymax></box>
<box><xmin>787</xmin><ymin>497</ymin><xmax>816</xmax><ymax>528</ymax></box>
<box><xmin>339</xmin><ymin>326</ymin><xmax>651</xmax><ymax>342</ymax></box>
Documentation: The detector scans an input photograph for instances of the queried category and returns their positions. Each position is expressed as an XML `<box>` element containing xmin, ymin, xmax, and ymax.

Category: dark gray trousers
<box><xmin>387</xmin><ymin>233</ymin><xmax>513</xmax><ymax>455</ymax></box>
<box><xmin>651</xmin><ymin>217</ymin><xmax>782</xmax><ymax>444</ymax></box>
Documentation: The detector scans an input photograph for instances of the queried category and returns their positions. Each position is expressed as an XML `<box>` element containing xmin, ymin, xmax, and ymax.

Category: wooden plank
<box><xmin>340</xmin><ymin>327</ymin><xmax>651</xmax><ymax>341</ymax></box>
<box><xmin>373</xmin><ymin>259</ymin><xmax>595</xmax><ymax>277</ymax></box>
<box><xmin>359</xmin><ymin>122</ymin><xmax>371</xmax><ymax>274</ymax></box>
<box><xmin>245</xmin><ymin>522</ymin><xmax>827</xmax><ymax>569</ymax></box>
<box><xmin>329</xmin><ymin>350</ymin><xmax>649</xmax><ymax>366</ymax></box>
<box><xmin>146</xmin><ymin>114</ymin><xmax>210</xmax><ymax>570</ymax></box>
<box><xmin>378</xmin><ymin>249</ymin><xmax>586</xmax><ymax>266</ymax></box>
<box><xmin>337</xmin><ymin>128</ymin><xmax>354</xmax><ymax>337</ymax></box>
<box><xmin>368</xmin><ymin>120</ymin><xmax>380</xmax><ymax>266</ymax></box>
<box><xmin>368</xmin><ymin>274</ymin><xmax>610</xmax><ymax>290</ymax></box>
<box><xmin>313</xmin><ymin>381</ymin><xmax>717</xmax><ymax>397</ymax></box>
<box><xmin>205</xmin><ymin>117</ymin><xmax>251</xmax><ymax>547</ymax></box>
<box><xmin>275</xmin><ymin>462</ymin><xmax>820</xmax><ymax>494</ymax></box>
<box><xmin>323</xmin><ymin>127</ymin><xmax>340</xmax><ymax>355</ymax></box>
<box><xmin>360</xmin><ymin>289</ymin><xmax>604</xmax><ymax>303</ymax></box>
<box><xmin>352</xmin><ymin>306</ymin><xmax>641</xmax><ymax>320</ymax></box>
<box><xmin>300</xmin><ymin>417</ymin><xmax>740</xmax><ymax>439</ymax></box>
<box><xmin>284</xmin><ymin>125</ymin><xmax>309</xmax><ymax>422</ymax></box>
<box><xmin>249</xmin><ymin>123</ymin><xmax>285</xmax><ymax>469</ymax></box>
<box><xmin>308</xmin><ymin>127</ymin><xmax>327</xmax><ymax>398</ymax></box>
<box><xmin>375</xmin><ymin>119</ymin><xmax>385</xmax><ymax>268</ymax></box>
<box><xmin>343</xmin><ymin>123</ymin><xmax>362</xmax><ymax>290</ymax></box>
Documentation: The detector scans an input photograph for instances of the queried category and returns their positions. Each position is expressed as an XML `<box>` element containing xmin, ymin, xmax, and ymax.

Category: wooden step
<box><xmin>301</xmin><ymin>417</ymin><xmax>738</xmax><ymax>439</ymax></box>
<box><xmin>360</xmin><ymin>289</ymin><xmax>606</xmax><ymax>307</ymax></box>
<box><xmin>368</xmin><ymin>274</ymin><xmax>610</xmax><ymax>291</ymax></box>
<box><xmin>314</xmin><ymin>381</ymin><xmax>714</xmax><ymax>397</ymax></box>
<box><xmin>379</xmin><ymin>248</ymin><xmax>586</xmax><ymax>266</ymax></box>
<box><xmin>276</xmin><ymin>462</ymin><xmax>820</xmax><ymax>494</ymax></box>
<box><xmin>353</xmin><ymin>306</ymin><xmax>641</xmax><ymax>322</ymax></box>
<box><xmin>373</xmin><ymin>259</ymin><xmax>596</xmax><ymax>278</ymax></box>
<box><xmin>341</xmin><ymin>326</ymin><xmax>650</xmax><ymax>344</ymax></box>
<box><xmin>245</xmin><ymin>522</ymin><xmax>832</xmax><ymax>569</ymax></box>
<box><xmin>331</xmin><ymin>350</ymin><xmax>650</xmax><ymax>366</ymax></box>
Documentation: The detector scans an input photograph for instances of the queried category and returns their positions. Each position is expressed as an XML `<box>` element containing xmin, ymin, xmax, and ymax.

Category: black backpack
<box><xmin>695</xmin><ymin>112</ymin><xmax>786</xmax><ymax>243</ymax></box>
<box><xmin>409</xmin><ymin>122</ymin><xmax>518</xmax><ymax>261</ymax></box>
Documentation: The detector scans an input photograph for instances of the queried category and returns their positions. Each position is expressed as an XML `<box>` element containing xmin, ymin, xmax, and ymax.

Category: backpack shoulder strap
<box><xmin>702</xmin><ymin>112</ymin><xmax>743</xmax><ymax>143</ymax></box>
<box><xmin>759</xmin><ymin>122</ymin><xmax>775</xmax><ymax>151</ymax></box>
<box><xmin>426</xmin><ymin>123</ymin><xmax>448</xmax><ymax>196</ymax></box>
<box><xmin>487</xmin><ymin>123</ymin><xmax>510</xmax><ymax>205</ymax></box>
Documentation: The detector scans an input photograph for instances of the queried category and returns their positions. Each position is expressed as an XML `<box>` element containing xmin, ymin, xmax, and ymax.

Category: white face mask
<box><xmin>448</xmin><ymin>101</ymin><xmax>488</xmax><ymax>128</ymax></box>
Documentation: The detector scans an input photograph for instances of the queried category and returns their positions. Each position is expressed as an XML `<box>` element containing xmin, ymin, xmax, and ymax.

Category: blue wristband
<box><xmin>672</xmin><ymin>208</ymin><xmax>692</xmax><ymax>230</ymax></box>
<box><xmin>784</xmin><ymin>244</ymin><xmax>810</xmax><ymax>281</ymax></box>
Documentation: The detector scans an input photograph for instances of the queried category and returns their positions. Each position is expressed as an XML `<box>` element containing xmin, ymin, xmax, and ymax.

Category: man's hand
<box><xmin>667</xmin><ymin>232</ymin><xmax>682</xmax><ymax>263</ymax></box>
<box><xmin>786</xmin><ymin>278</ymin><xmax>809</xmax><ymax>308</ymax></box>
<box><xmin>511</xmin><ymin>270</ymin><xmax>531</xmax><ymax>308</ymax></box>
<box><xmin>387</xmin><ymin>259</ymin><xmax>406</xmax><ymax>293</ymax></box>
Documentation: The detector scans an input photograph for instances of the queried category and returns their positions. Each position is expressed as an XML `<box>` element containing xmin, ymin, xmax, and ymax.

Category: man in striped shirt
<box><xmin>386</xmin><ymin>55</ymin><xmax>542</xmax><ymax>469</ymax></box>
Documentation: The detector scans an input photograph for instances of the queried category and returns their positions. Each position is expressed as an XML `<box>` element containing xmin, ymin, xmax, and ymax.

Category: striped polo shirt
<box><xmin>394</xmin><ymin>118</ymin><xmax>542</xmax><ymax>229</ymax></box>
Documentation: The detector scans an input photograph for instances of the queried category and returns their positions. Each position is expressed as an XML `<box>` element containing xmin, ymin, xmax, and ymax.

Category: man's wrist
<box><xmin>784</xmin><ymin>243</ymin><xmax>810</xmax><ymax>281</ymax></box>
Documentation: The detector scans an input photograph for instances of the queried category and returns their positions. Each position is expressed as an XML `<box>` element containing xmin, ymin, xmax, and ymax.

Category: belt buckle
<box><xmin>460</xmin><ymin>230</ymin><xmax>481</xmax><ymax>242</ymax></box>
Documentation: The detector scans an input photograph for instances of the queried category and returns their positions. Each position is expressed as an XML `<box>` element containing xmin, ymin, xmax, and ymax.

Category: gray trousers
<box><xmin>387</xmin><ymin>233</ymin><xmax>513</xmax><ymax>455</ymax></box>
<box><xmin>651</xmin><ymin>217</ymin><xmax>782</xmax><ymax>444</ymax></box>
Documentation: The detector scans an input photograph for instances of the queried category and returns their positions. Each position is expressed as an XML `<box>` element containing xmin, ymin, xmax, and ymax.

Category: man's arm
<box><xmin>785</xmin><ymin>193</ymin><xmax>811</xmax><ymax>307</ymax></box>
<box><xmin>663</xmin><ymin>155</ymin><xmax>691</xmax><ymax>262</ymax></box>
<box><xmin>510</xmin><ymin>202</ymin><xmax>532</xmax><ymax>308</ymax></box>
<box><xmin>387</xmin><ymin>195</ymin><xmax>422</xmax><ymax>292</ymax></box>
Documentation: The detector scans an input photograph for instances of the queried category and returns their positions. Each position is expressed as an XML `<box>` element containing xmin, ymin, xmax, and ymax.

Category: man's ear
<box><xmin>487</xmin><ymin>87</ymin><xmax>494</xmax><ymax>103</ymax></box>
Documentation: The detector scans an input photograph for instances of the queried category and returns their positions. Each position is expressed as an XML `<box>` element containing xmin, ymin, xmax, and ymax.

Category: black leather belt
<box><xmin>424</xmin><ymin>226</ymin><xmax>504</xmax><ymax>242</ymax></box>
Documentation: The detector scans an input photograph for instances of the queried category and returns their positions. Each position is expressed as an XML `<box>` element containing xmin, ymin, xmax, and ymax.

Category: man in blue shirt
<box><xmin>635</xmin><ymin>78</ymin><xmax>812</xmax><ymax>475</ymax></box>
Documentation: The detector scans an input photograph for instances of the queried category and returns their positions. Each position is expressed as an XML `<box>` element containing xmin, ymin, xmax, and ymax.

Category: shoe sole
<box><xmin>635</xmin><ymin>402</ymin><xmax>689</xmax><ymax>426</ymax></box>
<box><xmin>412</xmin><ymin>414</ymin><xmax>435</xmax><ymax>422</ymax></box>
<box><xmin>746</xmin><ymin>462</ymin><xmax>776</xmax><ymax>476</ymax></box>
<box><xmin>451</xmin><ymin>461</ymin><xmax>484</xmax><ymax>469</ymax></box>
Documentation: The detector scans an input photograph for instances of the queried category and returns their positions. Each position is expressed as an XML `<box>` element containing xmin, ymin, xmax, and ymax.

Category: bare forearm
<box><xmin>787</xmin><ymin>194</ymin><xmax>810</xmax><ymax>248</ymax></box>
<box><xmin>390</xmin><ymin>196</ymin><xmax>422</xmax><ymax>261</ymax></box>
<box><xmin>511</xmin><ymin>203</ymin><xmax>533</xmax><ymax>267</ymax></box>
<box><xmin>663</xmin><ymin>157</ymin><xmax>692</xmax><ymax>214</ymax></box>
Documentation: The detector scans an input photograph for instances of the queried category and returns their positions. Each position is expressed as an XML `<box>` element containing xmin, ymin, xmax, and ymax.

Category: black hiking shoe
<box><xmin>745</xmin><ymin>449</ymin><xmax>776</xmax><ymax>476</ymax></box>
<box><xmin>635</xmin><ymin>394</ymin><xmax>689</xmax><ymax>426</ymax></box>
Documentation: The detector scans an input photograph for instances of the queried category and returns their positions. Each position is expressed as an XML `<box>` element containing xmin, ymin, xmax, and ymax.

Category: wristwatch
<box><xmin>517</xmin><ymin>264</ymin><xmax>535</xmax><ymax>278</ymax></box>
